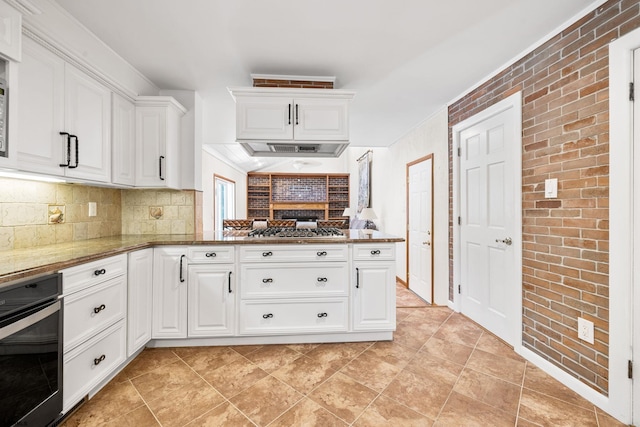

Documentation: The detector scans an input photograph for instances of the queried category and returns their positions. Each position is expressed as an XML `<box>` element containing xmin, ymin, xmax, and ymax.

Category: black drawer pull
<box><xmin>94</xmin><ymin>354</ymin><xmax>106</xmax><ymax>365</ymax></box>
<box><xmin>262</xmin><ymin>278</ymin><xmax>273</xmax><ymax>283</ymax></box>
<box><xmin>262</xmin><ymin>251</ymin><xmax>273</xmax><ymax>257</ymax></box>
<box><xmin>93</xmin><ymin>304</ymin><xmax>106</xmax><ymax>314</ymax></box>
<box><xmin>262</xmin><ymin>313</ymin><xmax>273</xmax><ymax>319</ymax></box>
<box><xmin>370</xmin><ymin>250</ymin><xmax>381</xmax><ymax>255</ymax></box>
<box><xmin>317</xmin><ymin>312</ymin><xmax>328</xmax><ymax>318</ymax></box>
<box><xmin>317</xmin><ymin>251</ymin><xmax>327</xmax><ymax>256</ymax></box>
<box><xmin>94</xmin><ymin>268</ymin><xmax>106</xmax><ymax>276</ymax></box>
<box><xmin>205</xmin><ymin>252</ymin><xmax>217</xmax><ymax>258</ymax></box>
<box><xmin>317</xmin><ymin>277</ymin><xmax>328</xmax><ymax>282</ymax></box>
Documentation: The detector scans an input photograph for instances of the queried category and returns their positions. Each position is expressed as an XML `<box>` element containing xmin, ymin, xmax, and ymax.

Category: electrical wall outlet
<box><xmin>577</xmin><ymin>317</ymin><xmax>594</xmax><ymax>344</ymax></box>
<box><xmin>88</xmin><ymin>202</ymin><xmax>97</xmax><ymax>217</ymax></box>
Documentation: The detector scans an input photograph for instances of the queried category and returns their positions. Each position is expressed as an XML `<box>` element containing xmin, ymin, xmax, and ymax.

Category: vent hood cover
<box><xmin>239</xmin><ymin>141</ymin><xmax>348</xmax><ymax>158</ymax></box>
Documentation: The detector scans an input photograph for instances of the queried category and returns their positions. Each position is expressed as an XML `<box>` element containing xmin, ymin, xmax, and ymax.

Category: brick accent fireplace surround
<box><xmin>449</xmin><ymin>0</ymin><xmax>640</xmax><ymax>396</ymax></box>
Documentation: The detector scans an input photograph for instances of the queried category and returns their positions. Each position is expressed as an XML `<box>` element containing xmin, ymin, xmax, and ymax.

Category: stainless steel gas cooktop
<box><xmin>247</xmin><ymin>227</ymin><xmax>345</xmax><ymax>238</ymax></box>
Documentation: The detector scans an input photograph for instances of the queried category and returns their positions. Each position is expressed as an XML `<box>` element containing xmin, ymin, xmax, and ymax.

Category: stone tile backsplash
<box><xmin>121</xmin><ymin>188</ymin><xmax>198</xmax><ymax>235</ymax></box>
<box><xmin>0</xmin><ymin>177</ymin><xmax>121</xmax><ymax>250</ymax></box>
<box><xmin>0</xmin><ymin>177</ymin><xmax>202</xmax><ymax>251</ymax></box>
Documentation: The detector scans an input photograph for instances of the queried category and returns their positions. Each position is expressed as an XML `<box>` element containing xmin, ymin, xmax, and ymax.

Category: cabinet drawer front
<box><xmin>64</xmin><ymin>276</ymin><xmax>127</xmax><ymax>352</ymax></box>
<box><xmin>63</xmin><ymin>320</ymin><xmax>126</xmax><ymax>412</ymax></box>
<box><xmin>187</xmin><ymin>246</ymin><xmax>235</xmax><ymax>263</ymax></box>
<box><xmin>241</xmin><ymin>263</ymin><xmax>348</xmax><ymax>298</ymax></box>
<box><xmin>240</xmin><ymin>245</ymin><xmax>347</xmax><ymax>263</ymax></box>
<box><xmin>352</xmin><ymin>244</ymin><xmax>396</xmax><ymax>261</ymax></box>
<box><xmin>239</xmin><ymin>299</ymin><xmax>347</xmax><ymax>335</ymax></box>
<box><xmin>62</xmin><ymin>254</ymin><xmax>127</xmax><ymax>294</ymax></box>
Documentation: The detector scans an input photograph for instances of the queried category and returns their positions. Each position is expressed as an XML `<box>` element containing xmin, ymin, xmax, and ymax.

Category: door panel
<box><xmin>407</xmin><ymin>156</ymin><xmax>433</xmax><ymax>303</ymax></box>
<box><xmin>458</xmin><ymin>98</ymin><xmax>519</xmax><ymax>346</ymax></box>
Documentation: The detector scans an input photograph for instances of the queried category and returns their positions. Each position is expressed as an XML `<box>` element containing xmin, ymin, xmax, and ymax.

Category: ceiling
<box><xmin>55</xmin><ymin>0</ymin><xmax>599</xmax><ymax>170</ymax></box>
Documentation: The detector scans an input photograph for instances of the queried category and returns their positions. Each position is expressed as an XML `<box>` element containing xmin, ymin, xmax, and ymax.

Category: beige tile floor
<box><xmin>62</xmin><ymin>287</ymin><xmax>627</xmax><ymax>427</ymax></box>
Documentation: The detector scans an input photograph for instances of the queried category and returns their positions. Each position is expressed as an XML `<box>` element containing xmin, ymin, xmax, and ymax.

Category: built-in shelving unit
<box><xmin>247</xmin><ymin>172</ymin><xmax>350</xmax><ymax>220</ymax></box>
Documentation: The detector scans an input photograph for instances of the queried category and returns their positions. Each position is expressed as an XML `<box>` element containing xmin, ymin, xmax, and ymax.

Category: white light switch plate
<box><xmin>88</xmin><ymin>202</ymin><xmax>97</xmax><ymax>217</ymax></box>
<box><xmin>578</xmin><ymin>317</ymin><xmax>594</xmax><ymax>344</ymax></box>
<box><xmin>544</xmin><ymin>178</ymin><xmax>558</xmax><ymax>198</ymax></box>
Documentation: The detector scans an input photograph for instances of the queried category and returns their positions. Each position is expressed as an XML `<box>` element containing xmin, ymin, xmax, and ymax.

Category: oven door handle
<box><xmin>0</xmin><ymin>300</ymin><xmax>60</xmax><ymax>340</ymax></box>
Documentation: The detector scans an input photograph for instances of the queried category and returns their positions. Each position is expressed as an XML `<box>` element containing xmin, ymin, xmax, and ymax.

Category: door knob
<box><xmin>422</xmin><ymin>241</ymin><xmax>431</xmax><ymax>246</ymax></box>
<box><xmin>495</xmin><ymin>237</ymin><xmax>512</xmax><ymax>246</ymax></box>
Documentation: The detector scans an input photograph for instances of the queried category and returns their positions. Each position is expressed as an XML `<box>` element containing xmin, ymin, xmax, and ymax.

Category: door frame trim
<box><xmin>406</xmin><ymin>154</ymin><xmax>434</xmax><ymax>303</ymax></box>
<box><xmin>607</xmin><ymin>28</ymin><xmax>638</xmax><ymax>424</ymax></box>
<box><xmin>451</xmin><ymin>91</ymin><xmax>522</xmax><ymax>349</ymax></box>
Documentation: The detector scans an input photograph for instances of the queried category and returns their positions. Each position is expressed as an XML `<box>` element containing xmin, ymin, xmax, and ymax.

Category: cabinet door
<box><xmin>0</xmin><ymin>1</ymin><xmax>21</xmax><ymax>62</ymax></box>
<box><xmin>135</xmin><ymin>105</ymin><xmax>180</xmax><ymax>188</ymax></box>
<box><xmin>352</xmin><ymin>261</ymin><xmax>396</xmax><ymax>331</ymax></box>
<box><xmin>294</xmin><ymin>98</ymin><xmax>349</xmax><ymax>141</ymax></box>
<box><xmin>16</xmin><ymin>38</ymin><xmax>66</xmax><ymax>176</ymax></box>
<box><xmin>112</xmin><ymin>93</ymin><xmax>136</xmax><ymax>186</ymax></box>
<box><xmin>152</xmin><ymin>247</ymin><xmax>187</xmax><ymax>338</ymax></box>
<box><xmin>128</xmin><ymin>249</ymin><xmax>153</xmax><ymax>355</ymax></box>
<box><xmin>187</xmin><ymin>264</ymin><xmax>235</xmax><ymax>337</ymax></box>
<box><xmin>64</xmin><ymin>64</ymin><xmax>111</xmax><ymax>182</ymax></box>
<box><xmin>236</xmin><ymin>96</ymin><xmax>293</xmax><ymax>140</ymax></box>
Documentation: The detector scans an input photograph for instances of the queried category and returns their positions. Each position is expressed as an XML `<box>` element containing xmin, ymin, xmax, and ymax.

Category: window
<box><xmin>214</xmin><ymin>175</ymin><xmax>235</xmax><ymax>230</ymax></box>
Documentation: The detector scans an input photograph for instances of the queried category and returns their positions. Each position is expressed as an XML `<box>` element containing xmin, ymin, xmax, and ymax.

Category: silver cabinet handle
<box><xmin>495</xmin><ymin>237</ymin><xmax>513</xmax><ymax>246</ymax></box>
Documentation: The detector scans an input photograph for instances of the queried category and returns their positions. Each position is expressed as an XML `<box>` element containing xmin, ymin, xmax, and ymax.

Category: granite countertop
<box><xmin>0</xmin><ymin>231</ymin><xmax>404</xmax><ymax>284</ymax></box>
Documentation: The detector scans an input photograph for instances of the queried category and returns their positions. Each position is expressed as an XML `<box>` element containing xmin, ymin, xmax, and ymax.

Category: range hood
<box><xmin>239</xmin><ymin>140</ymin><xmax>349</xmax><ymax>158</ymax></box>
<box><xmin>229</xmin><ymin>85</ymin><xmax>355</xmax><ymax>158</ymax></box>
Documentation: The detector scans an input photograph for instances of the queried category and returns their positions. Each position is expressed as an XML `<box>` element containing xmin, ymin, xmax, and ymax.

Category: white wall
<box><xmin>347</xmin><ymin>107</ymin><xmax>449</xmax><ymax>305</ymax></box>
<box><xmin>202</xmin><ymin>149</ymin><xmax>247</xmax><ymax>231</ymax></box>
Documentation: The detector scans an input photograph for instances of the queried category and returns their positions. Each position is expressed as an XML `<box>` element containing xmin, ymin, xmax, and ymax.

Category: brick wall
<box><xmin>253</xmin><ymin>78</ymin><xmax>333</xmax><ymax>89</ymax></box>
<box><xmin>448</xmin><ymin>0</ymin><xmax>640</xmax><ymax>395</ymax></box>
<box><xmin>271</xmin><ymin>176</ymin><xmax>327</xmax><ymax>202</ymax></box>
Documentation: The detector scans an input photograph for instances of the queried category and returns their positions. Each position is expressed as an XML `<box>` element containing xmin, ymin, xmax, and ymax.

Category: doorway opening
<box><xmin>214</xmin><ymin>174</ymin><xmax>235</xmax><ymax>231</ymax></box>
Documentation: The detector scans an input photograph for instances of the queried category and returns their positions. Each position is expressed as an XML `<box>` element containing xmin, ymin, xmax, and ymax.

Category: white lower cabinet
<box><xmin>188</xmin><ymin>264</ymin><xmax>235</xmax><ymax>337</ymax></box>
<box><xmin>238</xmin><ymin>245</ymin><xmax>348</xmax><ymax>336</ymax></box>
<box><xmin>152</xmin><ymin>246</ymin><xmax>235</xmax><ymax>339</ymax></box>
<box><xmin>63</xmin><ymin>320</ymin><xmax>126</xmax><ymax>411</ymax></box>
<box><xmin>352</xmin><ymin>244</ymin><xmax>396</xmax><ymax>331</ymax></box>
<box><xmin>61</xmin><ymin>254</ymin><xmax>128</xmax><ymax>412</ymax></box>
<box><xmin>127</xmin><ymin>249</ymin><xmax>153</xmax><ymax>356</ymax></box>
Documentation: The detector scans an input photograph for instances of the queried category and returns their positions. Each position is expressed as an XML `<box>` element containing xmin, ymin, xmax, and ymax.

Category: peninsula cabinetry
<box><xmin>352</xmin><ymin>244</ymin><xmax>396</xmax><ymax>331</ymax></box>
<box><xmin>238</xmin><ymin>245</ymin><xmax>349</xmax><ymax>335</ymax></box>
<box><xmin>17</xmin><ymin>38</ymin><xmax>112</xmax><ymax>183</ymax></box>
<box><xmin>232</xmin><ymin>89</ymin><xmax>353</xmax><ymax>141</ymax></box>
<box><xmin>152</xmin><ymin>246</ymin><xmax>235</xmax><ymax>339</ymax></box>
<box><xmin>60</xmin><ymin>254</ymin><xmax>127</xmax><ymax>412</ymax></box>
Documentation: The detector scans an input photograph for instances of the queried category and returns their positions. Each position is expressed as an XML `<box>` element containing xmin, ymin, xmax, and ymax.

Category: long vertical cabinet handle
<box><xmin>68</xmin><ymin>135</ymin><xmax>79</xmax><ymax>169</ymax></box>
<box><xmin>159</xmin><ymin>156</ymin><xmax>165</xmax><ymax>181</ymax></box>
<box><xmin>288</xmin><ymin>104</ymin><xmax>291</xmax><ymax>125</ymax></box>
<box><xmin>228</xmin><ymin>271</ymin><xmax>232</xmax><ymax>293</ymax></box>
<box><xmin>179</xmin><ymin>254</ymin><xmax>186</xmax><ymax>283</ymax></box>
<box><xmin>356</xmin><ymin>267</ymin><xmax>360</xmax><ymax>289</ymax></box>
<box><xmin>59</xmin><ymin>132</ymin><xmax>71</xmax><ymax>167</ymax></box>
<box><xmin>295</xmin><ymin>104</ymin><xmax>299</xmax><ymax>125</ymax></box>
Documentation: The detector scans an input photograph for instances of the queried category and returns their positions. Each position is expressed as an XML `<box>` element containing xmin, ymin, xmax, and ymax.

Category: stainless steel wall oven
<box><xmin>0</xmin><ymin>273</ymin><xmax>63</xmax><ymax>427</ymax></box>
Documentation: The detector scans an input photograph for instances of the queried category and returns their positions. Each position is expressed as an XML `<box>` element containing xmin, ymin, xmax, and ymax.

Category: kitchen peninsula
<box><xmin>1</xmin><ymin>230</ymin><xmax>402</xmax><ymax>412</ymax></box>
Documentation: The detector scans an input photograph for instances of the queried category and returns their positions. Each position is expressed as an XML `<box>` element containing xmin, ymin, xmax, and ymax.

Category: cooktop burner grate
<box><xmin>248</xmin><ymin>227</ymin><xmax>345</xmax><ymax>238</ymax></box>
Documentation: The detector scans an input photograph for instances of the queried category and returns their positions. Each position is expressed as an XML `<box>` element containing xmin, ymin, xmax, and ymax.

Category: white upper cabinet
<box><xmin>135</xmin><ymin>97</ymin><xmax>185</xmax><ymax>189</ymax></box>
<box><xmin>16</xmin><ymin>38</ymin><xmax>111</xmax><ymax>183</ymax></box>
<box><xmin>231</xmin><ymin>88</ymin><xmax>354</xmax><ymax>142</ymax></box>
<box><xmin>112</xmin><ymin>93</ymin><xmax>136</xmax><ymax>186</ymax></box>
<box><xmin>0</xmin><ymin>1</ymin><xmax>21</xmax><ymax>62</ymax></box>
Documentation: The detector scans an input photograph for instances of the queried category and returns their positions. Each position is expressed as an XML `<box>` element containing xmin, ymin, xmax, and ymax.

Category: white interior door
<box><xmin>407</xmin><ymin>155</ymin><xmax>433</xmax><ymax>303</ymax></box>
<box><xmin>632</xmin><ymin>47</ymin><xmax>640</xmax><ymax>425</ymax></box>
<box><xmin>455</xmin><ymin>93</ymin><xmax>521</xmax><ymax>346</ymax></box>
